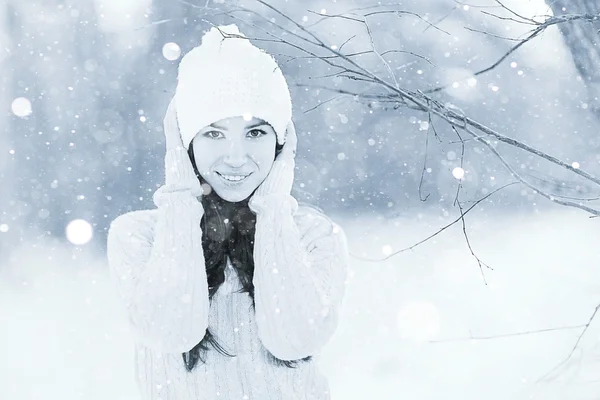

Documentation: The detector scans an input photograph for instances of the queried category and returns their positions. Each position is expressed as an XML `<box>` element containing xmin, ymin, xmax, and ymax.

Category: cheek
<box><xmin>250</xmin><ymin>143</ymin><xmax>276</xmax><ymax>169</ymax></box>
<box><xmin>191</xmin><ymin>142</ymin><xmax>218</xmax><ymax>175</ymax></box>
<box><xmin>255</xmin><ymin>154</ymin><xmax>275</xmax><ymax>172</ymax></box>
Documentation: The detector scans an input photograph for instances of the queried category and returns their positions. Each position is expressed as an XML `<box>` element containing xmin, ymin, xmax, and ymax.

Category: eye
<box><xmin>203</xmin><ymin>130</ymin><xmax>223</xmax><ymax>139</ymax></box>
<box><xmin>247</xmin><ymin>129</ymin><xmax>267</xmax><ymax>138</ymax></box>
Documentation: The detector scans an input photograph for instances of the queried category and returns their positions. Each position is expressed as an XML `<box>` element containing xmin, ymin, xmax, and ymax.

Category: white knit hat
<box><xmin>175</xmin><ymin>24</ymin><xmax>292</xmax><ymax>149</ymax></box>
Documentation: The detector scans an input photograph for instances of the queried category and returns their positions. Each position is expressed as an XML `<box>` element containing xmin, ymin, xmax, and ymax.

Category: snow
<box><xmin>162</xmin><ymin>42</ymin><xmax>181</xmax><ymax>61</ymax></box>
<box><xmin>65</xmin><ymin>219</ymin><xmax>94</xmax><ymax>246</ymax></box>
<box><xmin>2</xmin><ymin>0</ymin><xmax>599</xmax><ymax>398</ymax></box>
<box><xmin>11</xmin><ymin>97</ymin><xmax>32</xmax><ymax>118</ymax></box>
<box><xmin>452</xmin><ymin>167</ymin><xmax>465</xmax><ymax>180</ymax></box>
<box><xmin>382</xmin><ymin>244</ymin><xmax>393</xmax><ymax>256</ymax></box>
<box><xmin>1</xmin><ymin>209</ymin><xmax>599</xmax><ymax>399</ymax></box>
<box><xmin>396</xmin><ymin>300</ymin><xmax>442</xmax><ymax>343</ymax></box>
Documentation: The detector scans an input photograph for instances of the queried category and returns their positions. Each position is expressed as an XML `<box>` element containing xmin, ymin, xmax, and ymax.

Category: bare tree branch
<box><xmin>451</xmin><ymin>124</ymin><xmax>491</xmax><ymax>281</ymax></box>
<box><xmin>225</xmin><ymin>5</ymin><xmax>600</xmax><ymax>193</ymax></box>
<box><xmin>305</xmin><ymin>7</ymin><xmax>451</xmax><ymax>36</ymax></box>
<box><xmin>370</xmin><ymin>78</ymin><xmax>600</xmax><ymax>192</ymax></box>
<box><xmin>286</xmin><ymin>49</ymin><xmax>435</xmax><ymax>67</ymax></box>
<box><xmin>427</xmin><ymin>8</ymin><xmax>600</xmax><ymax>93</ymax></box>
<box><xmin>538</xmin><ymin>303</ymin><xmax>600</xmax><ymax>382</ymax></box>
<box><xmin>425</xmin><ymin>27</ymin><xmax>543</xmax><ymax>93</ymax></box>
<box><xmin>418</xmin><ymin>114</ymin><xmax>433</xmax><ymax>202</ymax></box>
<box><xmin>493</xmin><ymin>0</ymin><xmax>540</xmax><ymax>24</ymax></box>
<box><xmin>204</xmin><ymin>0</ymin><xmax>600</xmax><ymax>229</ymax></box>
<box><xmin>461</xmin><ymin>124</ymin><xmax>600</xmax><ymax>216</ymax></box>
<box><xmin>350</xmin><ymin>182</ymin><xmax>518</xmax><ymax>262</ymax></box>
<box><xmin>364</xmin><ymin>15</ymin><xmax>400</xmax><ymax>89</ymax></box>
<box><xmin>464</xmin><ymin>26</ymin><xmax>523</xmax><ymax>41</ymax></box>
<box><xmin>430</xmin><ymin>324</ymin><xmax>587</xmax><ymax>343</ymax></box>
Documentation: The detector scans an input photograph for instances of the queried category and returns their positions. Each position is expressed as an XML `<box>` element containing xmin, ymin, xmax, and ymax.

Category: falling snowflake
<box><xmin>11</xmin><ymin>97</ymin><xmax>32</xmax><ymax>117</ymax></box>
<box><xmin>162</xmin><ymin>42</ymin><xmax>181</xmax><ymax>61</ymax></box>
<box><xmin>452</xmin><ymin>167</ymin><xmax>465</xmax><ymax>179</ymax></box>
<box><xmin>65</xmin><ymin>219</ymin><xmax>93</xmax><ymax>245</ymax></box>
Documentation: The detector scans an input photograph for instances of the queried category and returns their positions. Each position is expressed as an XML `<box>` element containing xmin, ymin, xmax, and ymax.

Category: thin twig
<box><xmin>430</xmin><ymin>324</ymin><xmax>587</xmax><ymax>343</ymax></box>
<box><xmin>302</xmin><ymin>95</ymin><xmax>343</xmax><ymax>114</ymax></box>
<box><xmin>461</xmin><ymin>125</ymin><xmax>600</xmax><ymax>216</ymax></box>
<box><xmin>424</xmin><ymin>5</ymin><xmax>459</xmax><ymax>33</ymax></box>
<box><xmin>306</xmin><ymin>8</ymin><xmax>451</xmax><ymax>36</ymax></box>
<box><xmin>286</xmin><ymin>49</ymin><xmax>435</xmax><ymax>67</ymax></box>
<box><xmin>451</xmin><ymin>124</ymin><xmax>466</xmax><ymax>208</ymax></box>
<box><xmin>426</xmin><ymin>26</ymin><xmax>543</xmax><ymax>93</ymax></box>
<box><xmin>456</xmin><ymin>196</ymin><xmax>492</xmax><ymax>284</ymax></box>
<box><xmin>538</xmin><ymin>303</ymin><xmax>600</xmax><ymax>383</ymax></box>
<box><xmin>350</xmin><ymin>182</ymin><xmax>518</xmax><ymax>262</ymax></box>
<box><xmin>364</xmin><ymin>15</ymin><xmax>399</xmax><ymax>89</ymax></box>
<box><xmin>427</xmin><ymin>10</ymin><xmax>600</xmax><ymax>93</ymax></box>
<box><xmin>418</xmin><ymin>114</ymin><xmax>432</xmax><ymax>202</ymax></box>
<box><xmin>464</xmin><ymin>26</ymin><xmax>523</xmax><ymax>41</ymax></box>
<box><xmin>338</xmin><ymin>34</ymin><xmax>356</xmax><ymax>52</ymax></box>
<box><xmin>451</xmin><ymin>124</ymin><xmax>491</xmax><ymax>281</ymax></box>
<box><xmin>480</xmin><ymin>10</ymin><xmax>539</xmax><ymax>25</ymax></box>
<box><xmin>494</xmin><ymin>0</ymin><xmax>540</xmax><ymax>24</ymax></box>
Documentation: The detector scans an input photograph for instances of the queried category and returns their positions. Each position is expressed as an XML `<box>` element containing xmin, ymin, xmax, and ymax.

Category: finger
<box><xmin>164</xmin><ymin>97</ymin><xmax>184</xmax><ymax>148</ymax></box>
<box><xmin>281</xmin><ymin>120</ymin><xmax>297</xmax><ymax>159</ymax></box>
<box><xmin>164</xmin><ymin>98</ymin><xmax>177</xmax><ymax>130</ymax></box>
<box><xmin>287</xmin><ymin>120</ymin><xmax>297</xmax><ymax>147</ymax></box>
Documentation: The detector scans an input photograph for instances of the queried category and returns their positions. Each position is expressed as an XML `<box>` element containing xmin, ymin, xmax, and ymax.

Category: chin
<box><xmin>212</xmin><ymin>187</ymin><xmax>254</xmax><ymax>203</ymax></box>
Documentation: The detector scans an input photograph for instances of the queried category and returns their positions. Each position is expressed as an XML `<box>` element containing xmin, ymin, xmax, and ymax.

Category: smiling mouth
<box><xmin>216</xmin><ymin>172</ymin><xmax>252</xmax><ymax>183</ymax></box>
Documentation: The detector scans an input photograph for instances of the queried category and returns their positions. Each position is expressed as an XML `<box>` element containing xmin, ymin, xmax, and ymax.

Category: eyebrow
<box><xmin>209</xmin><ymin>119</ymin><xmax>270</xmax><ymax>130</ymax></box>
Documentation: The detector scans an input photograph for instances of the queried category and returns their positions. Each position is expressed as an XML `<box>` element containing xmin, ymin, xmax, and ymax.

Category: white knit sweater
<box><xmin>106</xmin><ymin>148</ymin><xmax>349</xmax><ymax>400</ymax></box>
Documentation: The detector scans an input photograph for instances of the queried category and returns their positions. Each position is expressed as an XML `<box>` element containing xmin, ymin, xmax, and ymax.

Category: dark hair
<box><xmin>183</xmin><ymin>140</ymin><xmax>312</xmax><ymax>372</ymax></box>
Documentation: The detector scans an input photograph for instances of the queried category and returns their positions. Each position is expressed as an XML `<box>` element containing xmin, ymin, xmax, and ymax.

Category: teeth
<box><xmin>220</xmin><ymin>173</ymin><xmax>249</xmax><ymax>182</ymax></box>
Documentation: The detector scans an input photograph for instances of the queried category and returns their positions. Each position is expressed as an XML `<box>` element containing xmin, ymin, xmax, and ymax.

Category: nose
<box><xmin>223</xmin><ymin>139</ymin><xmax>248</xmax><ymax>168</ymax></box>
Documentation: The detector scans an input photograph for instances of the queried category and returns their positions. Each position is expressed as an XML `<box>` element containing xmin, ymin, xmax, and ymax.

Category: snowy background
<box><xmin>2</xmin><ymin>0</ymin><xmax>600</xmax><ymax>399</ymax></box>
<box><xmin>2</xmin><ymin>206</ymin><xmax>600</xmax><ymax>399</ymax></box>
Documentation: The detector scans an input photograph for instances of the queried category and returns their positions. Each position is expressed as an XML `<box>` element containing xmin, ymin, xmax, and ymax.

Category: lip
<box><xmin>216</xmin><ymin>171</ymin><xmax>252</xmax><ymax>185</ymax></box>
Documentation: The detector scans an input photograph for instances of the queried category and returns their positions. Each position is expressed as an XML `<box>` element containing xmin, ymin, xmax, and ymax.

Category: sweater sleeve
<box><xmin>106</xmin><ymin>147</ymin><xmax>209</xmax><ymax>354</ymax></box>
<box><xmin>248</xmin><ymin>193</ymin><xmax>349</xmax><ymax>361</ymax></box>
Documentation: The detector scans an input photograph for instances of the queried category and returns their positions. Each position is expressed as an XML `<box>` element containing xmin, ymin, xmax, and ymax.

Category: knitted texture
<box><xmin>106</xmin><ymin>148</ymin><xmax>349</xmax><ymax>399</ymax></box>
<box><xmin>175</xmin><ymin>24</ymin><xmax>292</xmax><ymax>149</ymax></box>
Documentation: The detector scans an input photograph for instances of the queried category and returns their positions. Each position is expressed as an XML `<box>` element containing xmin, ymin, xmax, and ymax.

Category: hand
<box><xmin>253</xmin><ymin>120</ymin><xmax>297</xmax><ymax>197</ymax></box>
<box><xmin>163</xmin><ymin>97</ymin><xmax>185</xmax><ymax>150</ymax></box>
<box><xmin>276</xmin><ymin>119</ymin><xmax>297</xmax><ymax>162</ymax></box>
<box><xmin>162</xmin><ymin>97</ymin><xmax>204</xmax><ymax>197</ymax></box>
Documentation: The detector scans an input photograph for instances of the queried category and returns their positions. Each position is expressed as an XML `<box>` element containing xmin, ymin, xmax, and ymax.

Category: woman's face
<box><xmin>191</xmin><ymin>116</ymin><xmax>277</xmax><ymax>203</ymax></box>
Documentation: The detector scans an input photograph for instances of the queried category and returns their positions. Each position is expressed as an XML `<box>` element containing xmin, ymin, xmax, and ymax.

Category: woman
<box><xmin>107</xmin><ymin>24</ymin><xmax>349</xmax><ymax>399</ymax></box>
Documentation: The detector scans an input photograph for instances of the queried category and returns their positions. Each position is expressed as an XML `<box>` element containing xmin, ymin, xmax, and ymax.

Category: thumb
<box><xmin>279</xmin><ymin>120</ymin><xmax>297</xmax><ymax>160</ymax></box>
<box><xmin>164</xmin><ymin>98</ymin><xmax>184</xmax><ymax>149</ymax></box>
